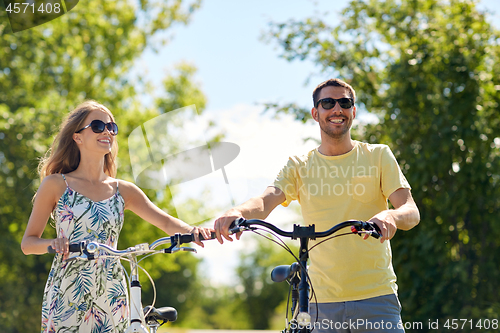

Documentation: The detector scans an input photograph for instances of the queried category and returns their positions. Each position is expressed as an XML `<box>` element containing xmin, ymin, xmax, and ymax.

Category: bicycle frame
<box><xmin>127</xmin><ymin>251</ymin><xmax>150</xmax><ymax>333</ymax></box>
<box><xmin>230</xmin><ymin>218</ymin><xmax>381</xmax><ymax>333</ymax></box>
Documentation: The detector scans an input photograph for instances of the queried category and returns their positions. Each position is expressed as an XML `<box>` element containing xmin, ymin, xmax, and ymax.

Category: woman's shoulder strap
<box><xmin>61</xmin><ymin>174</ymin><xmax>69</xmax><ymax>187</ymax></box>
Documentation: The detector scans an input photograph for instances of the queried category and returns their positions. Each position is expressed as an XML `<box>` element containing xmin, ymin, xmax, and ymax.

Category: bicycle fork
<box><xmin>125</xmin><ymin>254</ymin><xmax>149</xmax><ymax>333</ymax></box>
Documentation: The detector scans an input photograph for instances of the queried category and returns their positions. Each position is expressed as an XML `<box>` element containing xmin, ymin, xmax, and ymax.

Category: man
<box><xmin>214</xmin><ymin>78</ymin><xmax>420</xmax><ymax>332</ymax></box>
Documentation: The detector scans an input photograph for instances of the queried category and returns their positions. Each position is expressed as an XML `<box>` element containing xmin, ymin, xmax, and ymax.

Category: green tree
<box><xmin>0</xmin><ymin>1</ymin><xmax>214</xmax><ymax>332</ymax></box>
<box><xmin>176</xmin><ymin>284</ymin><xmax>253</xmax><ymax>329</ymax></box>
<box><xmin>265</xmin><ymin>0</ymin><xmax>500</xmax><ymax>331</ymax></box>
<box><xmin>234</xmin><ymin>235</ymin><xmax>298</xmax><ymax>329</ymax></box>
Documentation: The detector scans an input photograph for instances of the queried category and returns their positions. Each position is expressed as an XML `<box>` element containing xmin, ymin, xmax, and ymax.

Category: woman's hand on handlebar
<box><xmin>214</xmin><ymin>209</ymin><xmax>244</xmax><ymax>244</ymax></box>
<box><xmin>367</xmin><ymin>211</ymin><xmax>397</xmax><ymax>243</ymax></box>
<box><xmin>190</xmin><ymin>226</ymin><xmax>214</xmax><ymax>248</ymax></box>
<box><xmin>50</xmin><ymin>237</ymin><xmax>70</xmax><ymax>259</ymax></box>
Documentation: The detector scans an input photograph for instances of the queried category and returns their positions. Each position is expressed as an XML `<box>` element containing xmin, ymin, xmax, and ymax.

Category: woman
<box><xmin>21</xmin><ymin>100</ymin><xmax>213</xmax><ymax>332</ymax></box>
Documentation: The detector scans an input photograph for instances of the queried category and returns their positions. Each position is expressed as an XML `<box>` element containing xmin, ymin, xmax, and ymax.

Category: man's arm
<box><xmin>214</xmin><ymin>186</ymin><xmax>286</xmax><ymax>244</ymax></box>
<box><xmin>367</xmin><ymin>188</ymin><xmax>420</xmax><ymax>243</ymax></box>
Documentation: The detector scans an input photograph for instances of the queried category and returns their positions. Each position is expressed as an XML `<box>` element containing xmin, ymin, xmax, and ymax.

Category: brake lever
<box><xmin>367</xmin><ymin>222</ymin><xmax>382</xmax><ymax>239</ymax></box>
<box><xmin>351</xmin><ymin>222</ymin><xmax>381</xmax><ymax>239</ymax></box>
<box><xmin>228</xmin><ymin>218</ymin><xmax>242</xmax><ymax>235</ymax></box>
<box><xmin>229</xmin><ymin>225</ymin><xmax>256</xmax><ymax>235</ymax></box>
<box><xmin>169</xmin><ymin>246</ymin><xmax>197</xmax><ymax>254</ymax></box>
<box><xmin>64</xmin><ymin>253</ymin><xmax>92</xmax><ymax>262</ymax></box>
<box><xmin>228</xmin><ymin>226</ymin><xmax>243</xmax><ymax>235</ymax></box>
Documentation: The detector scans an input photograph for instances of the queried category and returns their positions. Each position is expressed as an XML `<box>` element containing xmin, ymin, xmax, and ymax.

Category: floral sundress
<box><xmin>41</xmin><ymin>174</ymin><xmax>129</xmax><ymax>333</ymax></box>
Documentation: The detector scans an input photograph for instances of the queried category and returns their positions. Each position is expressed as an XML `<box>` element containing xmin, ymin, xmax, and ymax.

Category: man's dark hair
<box><xmin>312</xmin><ymin>79</ymin><xmax>356</xmax><ymax>107</ymax></box>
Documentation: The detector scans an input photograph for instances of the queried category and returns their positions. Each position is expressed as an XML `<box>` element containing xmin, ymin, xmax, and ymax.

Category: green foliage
<box><xmin>157</xmin><ymin>61</ymin><xmax>207</xmax><ymax>114</ymax></box>
<box><xmin>235</xmin><ymin>235</ymin><xmax>298</xmax><ymax>329</ymax></box>
<box><xmin>176</xmin><ymin>285</ymin><xmax>252</xmax><ymax>329</ymax></box>
<box><xmin>263</xmin><ymin>101</ymin><xmax>312</xmax><ymax>123</ymax></box>
<box><xmin>266</xmin><ymin>0</ymin><xmax>500</xmax><ymax>331</ymax></box>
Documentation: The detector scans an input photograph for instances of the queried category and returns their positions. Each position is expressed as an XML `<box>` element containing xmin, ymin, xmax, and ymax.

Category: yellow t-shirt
<box><xmin>273</xmin><ymin>141</ymin><xmax>411</xmax><ymax>303</ymax></box>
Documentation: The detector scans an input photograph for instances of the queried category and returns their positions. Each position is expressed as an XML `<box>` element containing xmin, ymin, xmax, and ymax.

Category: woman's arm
<box><xmin>118</xmin><ymin>180</ymin><xmax>213</xmax><ymax>246</ymax></box>
<box><xmin>21</xmin><ymin>175</ymin><xmax>68</xmax><ymax>255</ymax></box>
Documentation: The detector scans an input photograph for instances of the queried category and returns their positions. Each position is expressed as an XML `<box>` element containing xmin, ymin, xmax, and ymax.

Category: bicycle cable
<box><xmin>307</xmin><ymin>232</ymin><xmax>356</xmax><ymax>252</ymax></box>
<box><xmin>248</xmin><ymin>226</ymin><xmax>322</xmax><ymax>331</ymax></box>
<box><xmin>285</xmin><ymin>279</ymin><xmax>292</xmax><ymax>327</ymax></box>
<box><xmin>110</xmin><ymin>255</ymin><xmax>158</xmax><ymax>323</ymax></box>
<box><xmin>251</xmin><ymin>228</ymin><xmax>296</xmax><ymax>260</ymax></box>
<box><xmin>136</xmin><ymin>253</ymin><xmax>161</xmax><ymax>318</ymax></box>
<box><xmin>250</xmin><ymin>227</ymin><xmax>299</xmax><ymax>329</ymax></box>
<box><xmin>306</xmin><ymin>231</ymin><xmax>362</xmax><ymax>326</ymax></box>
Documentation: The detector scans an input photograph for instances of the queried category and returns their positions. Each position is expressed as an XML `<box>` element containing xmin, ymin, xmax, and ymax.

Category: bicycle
<box><xmin>229</xmin><ymin>218</ymin><xmax>381</xmax><ymax>333</ymax></box>
<box><xmin>48</xmin><ymin>232</ymin><xmax>214</xmax><ymax>333</ymax></box>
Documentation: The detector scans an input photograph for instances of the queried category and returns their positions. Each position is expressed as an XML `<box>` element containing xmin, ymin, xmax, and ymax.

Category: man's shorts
<box><xmin>308</xmin><ymin>294</ymin><xmax>404</xmax><ymax>333</ymax></box>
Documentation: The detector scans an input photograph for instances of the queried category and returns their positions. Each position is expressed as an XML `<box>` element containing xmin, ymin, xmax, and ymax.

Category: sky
<box><xmin>129</xmin><ymin>0</ymin><xmax>500</xmax><ymax>286</ymax></box>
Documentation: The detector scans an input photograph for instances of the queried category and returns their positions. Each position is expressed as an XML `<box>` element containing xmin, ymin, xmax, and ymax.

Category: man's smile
<box><xmin>328</xmin><ymin>117</ymin><xmax>346</xmax><ymax>124</ymax></box>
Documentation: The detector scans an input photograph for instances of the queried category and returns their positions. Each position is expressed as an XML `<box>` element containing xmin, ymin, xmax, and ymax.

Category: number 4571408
<box><xmin>444</xmin><ymin>319</ymin><xmax>498</xmax><ymax>330</ymax></box>
<box><xmin>5</xmin><ymin>2</ymin><xmax>61</xmax><ymax>14</ymax></box>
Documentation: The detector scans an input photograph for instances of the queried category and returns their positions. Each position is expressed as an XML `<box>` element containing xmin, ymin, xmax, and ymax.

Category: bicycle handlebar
<box><xmin>228</xmin><ymin>218</ymin><xmax>381</xmax><ymax>332</ymax></box>
<box><xmin>47</xmin><ymin>231</ymin><xmax>217</xmax><ymax>255</ymax></box>
<box><xmin>229</xmin><ymin>218</ymin><xmax>382</xmax><ymax>240</ymax></box>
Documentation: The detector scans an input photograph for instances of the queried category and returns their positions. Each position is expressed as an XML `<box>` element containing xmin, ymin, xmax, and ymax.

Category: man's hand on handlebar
<box><xmin>214</xmin><ymin>209</ymin><xmax>244</xmax><ymax>244</ymax></box>
<box><xmin>367</xmin><ymin>211</ymin><xmax>397</xmax><ymax>243</ymax></box>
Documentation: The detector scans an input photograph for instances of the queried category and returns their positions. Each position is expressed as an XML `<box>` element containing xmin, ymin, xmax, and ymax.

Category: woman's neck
<box><xmin>71</xmin><ymin>155</ymin><xmax>108</xmax><ymax>183</ymax></box>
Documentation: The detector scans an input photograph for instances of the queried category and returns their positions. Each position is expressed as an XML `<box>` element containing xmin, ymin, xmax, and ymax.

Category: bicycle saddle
<box><xmin>144</xmin><ymin>305</ymin><xmax>178</xmax><ymax>322</ymax></box>
<box><xmin>271</xmin><ymin>262</ymin><xmax>300</xmax><ymax>282</ymax></box>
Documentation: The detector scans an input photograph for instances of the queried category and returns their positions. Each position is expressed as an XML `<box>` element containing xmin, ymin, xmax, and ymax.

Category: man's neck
<box><xmin>318</xmin><ymin>136</ymin><xmax>356</xmax><ymax>156</ymax></box>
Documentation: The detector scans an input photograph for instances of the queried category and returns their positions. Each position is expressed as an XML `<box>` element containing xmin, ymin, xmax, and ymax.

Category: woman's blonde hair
<box><xmin>39</xmin><ymin>100</ymin><xmax>118</xmax><ymax>180</ymax></box>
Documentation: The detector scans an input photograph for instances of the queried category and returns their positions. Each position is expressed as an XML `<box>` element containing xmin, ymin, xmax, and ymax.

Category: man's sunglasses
<box><xmin>315</xmin><ymin>97</ymin><xmax>354</xmax><ymax>110</ymax></box>
<box><xmin>75</xmin><ymin>120</ymin><xmax>118</xmax><ymax>135</ymax></box>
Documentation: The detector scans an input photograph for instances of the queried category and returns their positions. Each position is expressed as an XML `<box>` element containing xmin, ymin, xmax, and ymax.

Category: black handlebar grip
<box><xmin>369</xmin><ymin>222</ymin><xmax>382</xmax><ymax>239</ymax></box>
<box><xmin>177</xmin><ymin>233</ymin><xmax>195</xmax><ymax>244</ymax></box>
<box><xmin>199</xmin><ymin>231</ymin><xmax>217</xmax><ymax>241</ymax></box>
<box><xmin>176</xmin><ymin>231</ymin><xmax>217</xmax><ymax>244</ymax></box>
<box><xmin>47</xmin><ymin>243</ymin><xmax>83</xmax><ymax>254</ymax></box>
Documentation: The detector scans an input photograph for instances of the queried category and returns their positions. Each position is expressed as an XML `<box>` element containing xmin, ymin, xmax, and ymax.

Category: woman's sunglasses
<box><xmin>75</xmin><ymin>120</ymin><xmax>118</xmax><ymax>135</ymax></box>
<box><xmin>316</xmin><ymin>97</ymin><xmax>354</xmax><ymax>110</ymax></box>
